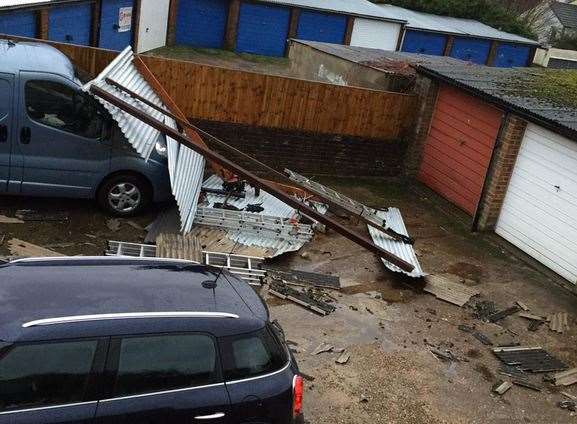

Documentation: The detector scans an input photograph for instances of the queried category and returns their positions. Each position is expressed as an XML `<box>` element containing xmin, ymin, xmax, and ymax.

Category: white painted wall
<box><xmin>350</xmin><ymin>18</ymin><xmax>401</xmax><ymax>51</ymax></box>
<box><xmin>496</xmin><ymin>123</ymin><xmax>577</xmax><ymax>284</ymax></box>
<box><xmin>137</xmin><ymin>0</ymin><xmax>170</xmax><ymax>53</ymax></box>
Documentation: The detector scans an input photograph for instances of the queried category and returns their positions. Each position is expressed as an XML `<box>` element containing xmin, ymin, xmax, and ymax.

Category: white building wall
<box><xmin>350</xmin><ymin>18</ymin><xmax>401</xmax><ymax>51</ymax></box>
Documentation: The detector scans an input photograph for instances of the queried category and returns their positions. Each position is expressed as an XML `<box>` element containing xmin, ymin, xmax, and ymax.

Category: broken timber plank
<box><xmin>8</xmin><ymin>238</ymin><xmax>64</xmax><ymax>258</ymax></box>
<box><xmin>264</xmin><ymin>267</ymin><xmax>340</xmax><ymax>290</ymax></box>
<box><xmin>519</xmin><ymin>312</ymin><xmax>546</xmax><ymax>321</ymax></box>
<box><xmin>492</xmin><ymin>380</ymin><xmax>513</xmax><ymax>395</ymax></box>
<box><xmin>553</xmin><ymin>368</ymin><xmax>577</xmax><ymax>387</ymax></box>
<box><xmin>423</xmin><ymin>274</ymin><xmax>480</xmax><ymax>307</ymax></box>
<box><xmin>549</xmin><ymin>312</ymin><xmax>570</xmax><ymax>334</ymax></box>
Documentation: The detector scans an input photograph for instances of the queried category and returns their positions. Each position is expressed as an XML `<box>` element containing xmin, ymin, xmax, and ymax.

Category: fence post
<box><xmin>38</xmin><ymin>8</ymin><xmax>49</xmax><ymax>40</ymax></box>
<box><xmin>166</xmin><ymin>0</ymin><xmax>179</xmax><ymax>46</ymax></box>
<box><xmin>224</xmin><ymin>0</ymin><xmax>241</xmax><ymax>50</ymax></box>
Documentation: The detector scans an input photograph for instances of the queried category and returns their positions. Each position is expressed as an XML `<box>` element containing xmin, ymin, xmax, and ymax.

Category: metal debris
<box><xmin>423</xmin><ymin>275</ymin><xmax>480</xmax><ymax>307</ymax></box>
<box><xmin>336</xmin><ymin>351</ymin><xmax>351</xmax><ymax>365</ymax></box>
<box><xmin>492</xmin><ymin>347</ymin><xmax>568</xmax><ymax>373</ymax></box>
<box><xmin>553</xmin><ymin>368</ymin><xmax>577</xmax><ymax>387</ymax></box>
<box><xmin>492</xmin><ymin>380</ymin><xmax>513</xmax><ymax>395</ymax></box>
<box><xmin>549</xmin><ymin>312</ymin><xmax>570</xmax><ymax>334</ymax></box>
<box><xmin>312</xmin><ymin>343</ymin><xmax>334</xmax><ymax>355</ymax></box>
<box><xmin>264</xmin><ymin>268</ymin><xmax>340</xmax><ymax>290</ymax></box>
<box><xmin>156</xmin><ymin>233</ymin><xmax>203</xmax><ymax>263</ymax></box>
<box><xmin>8</xmin><ymin>239</ymin><xmax>64</xmax><ymax>258</ymax></box>
<box><xmin>488</xmin><ymin>306</ymin><xmax>520</xmax><ymax>323</ymax></box>
<box><xmin>268</xmin><ymin>281</ymin><xmax>336</xmax><ymax>316</ymax></box>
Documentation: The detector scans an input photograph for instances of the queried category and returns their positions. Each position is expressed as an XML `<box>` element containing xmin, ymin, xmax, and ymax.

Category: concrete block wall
<box><xmin>476</xmin><ymin>115</ymin><xmax>528</xmax><ymax>231</ymax></box>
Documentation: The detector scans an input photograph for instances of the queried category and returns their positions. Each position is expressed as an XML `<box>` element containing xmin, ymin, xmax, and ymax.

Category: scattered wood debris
<box><xmin>473</xmin><ymin>300</ymin><xmax>498</xmax><ymax>321</ymax></box>
<box><xmin>519</xmin><ymin>312</ymin><xmax>546</xmax><ymax>321</ymax></box>
<box><xmin>552</xmin><ymin>368</ymin><xmax>577</xmax><ymax>387</ymax></box>
<box><xmin>528</xmin><ymin>320</ymin><xmax>545</xmax><ymax>332</ymax></box>
<box><xmin>513</xmin><ymin>379</ymin><xmax>542</xmax><ymax>392</ymax></box>
<box><xmin>430</xmin><ymin>348</ymin><xmax>456</xmax><ymax>361</ymax></box>
<box><xmin>549</xmin><ymin>312</ymin><xmax>569</xmax><ymax>334</ymax></box>
<box><xmin>336</xmin><ymin>351</ymin><xmax>351</xmax><ymax>365</ymax></box>
<box><xmin>458</xmin><ymin>325</ymin><xmax>493</xmax><ymax>346</ymax></box>
<box><xmin>492</xmin><ymin>347</ymin><xmax>568</xmax><ymax>373</ymax></box>
<box><xmin>8</xmin><ymin>238</ymin><xmax>64</xmax><ymax>258</ymax></box>
<box><xmin>492</xmin><ymin>380</ymin><xmax>513</xmax><ymax>395</ymax></box>
<box><xmin>15</xmin><ymin>209</ymin><xmax>68</xmax><ymax>222</ymax></box>
<box><xmin>269</xmin><ymin>281</ymin><xmax>336</xmax><ymax>316</ymax></box>
<box><xmin>488</xmin><ymin>306</ymin><xmax>520</xmax><ymax>323</ymax></box>
<box><xmin>516</xmin><ymin>301</ymin><xmax>529</xmax><ymax>311</ymax></box>
<box><xmin>264</xmin><ymin>267</ymin><xmax>341</xmax><ymax>290</ymax></box>
<box><xmin>156</xmin><ymin>233</ymin><xmax>203</xmax><ymax>263</ymax></box>
<box><xmin>423</xmin><ymin>274</ymin><xmax>480</xmax><ymax>307</ymax></box>
<box><xmin>312</xmin><ymin>343</ymin><xmax>334</xmax><ymax>355</ymax></box>
<box><xmin>0</xmin><ymin>215</ymin><xmax>24</xmax><ymax>224</ymax></box>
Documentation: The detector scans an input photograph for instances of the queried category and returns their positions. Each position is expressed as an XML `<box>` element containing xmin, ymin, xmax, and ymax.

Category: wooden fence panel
<box><xmin>1</xmin><ymin>37</ymin><xmax>416</xmax><ymax>140</ymax></box>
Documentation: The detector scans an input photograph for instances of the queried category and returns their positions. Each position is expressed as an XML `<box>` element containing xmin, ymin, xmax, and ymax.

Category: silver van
<box><xmin>0</xmin><ymin>40</ymin><xmax>172</xmax><ymax>216</ymax></box>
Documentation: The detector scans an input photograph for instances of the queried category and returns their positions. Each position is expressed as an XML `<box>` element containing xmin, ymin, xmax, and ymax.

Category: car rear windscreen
<box><xmin>220</xmin><ymin>326</ymin><xmax>288</xmax><ymax>381</ymax></box>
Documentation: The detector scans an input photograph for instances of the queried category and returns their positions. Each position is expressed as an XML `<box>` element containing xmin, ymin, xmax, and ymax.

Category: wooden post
<box><xmin>224</xmin><ymin>0</ymin><xmax>241</xmax><ymax>50</ymax></box>
<box><xmin>486</xmin><ymin>40</ymin><xmax>499</xmax><ymax>66</ymax></box>
<box><xmin>38</xmin><ymin>8</ymin><xmax>49</xmax><ymax>39</ymax></box>
<box><xmin>287</xmin><ymin>7</ymin><xmax>300</xmax><ymax>39</ymax></box>
<box><xmin>132</xmin><ymin>0</ymin><xmax>142</xmax><ymax>51</ymax></box>
<box><xmin>165</xmin><ymin>0</ymin><xmax>179</xmax><ymax>46</ymax></box>
<box><xmin>91</xmin><ymin>0</ymin><xmax>102</xmax><ymax>47</ymax></box>
<box><xmin>395</xmin><ymin>24</ymin><xmax>406</xmax><ymax>51</ymax></box>
<box><xmin>443</xmin><ymin>35</ymin><xmax>454</xmax><ymax>56</ymax></box>
<box><xmin>343</xmin><ymin>16</ymin><xmax>354</xmax><ymax>45</ymax></box>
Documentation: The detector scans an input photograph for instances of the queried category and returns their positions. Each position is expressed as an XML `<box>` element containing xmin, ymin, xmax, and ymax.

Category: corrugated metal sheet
<box><xmin>84</xmin><ymin>47</ymin><xmax>205</xmax><ymax>233</ymax></box>
<box><xmin>261</xmin><ymin>0</ymin><xmax>405</xmax><ymax>22</ymax></box>
<box><xmin>378</xmin><ymin>4</ymin><xmax>538</xmax><ymax>46</ymax></box>
<box><xmin>367</xmin><ymin>208</ymin><xmax>424</xmax><ymax>278</ymax></box>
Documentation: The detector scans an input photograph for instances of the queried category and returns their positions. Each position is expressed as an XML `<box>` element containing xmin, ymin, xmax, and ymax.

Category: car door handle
<box><xmin>194</xmin><ymin>412</ymin><xmax>225</xmax><ymax>420</ymax></box>
<box><xmin>0</xmin><ymin>125</ymin><xmax>6</xmax><ymax>143</ymax></box>
<box><xmin>20</xmin><ymin>127</ymin><xmax>31</xmax><ymax>144</ymax></box>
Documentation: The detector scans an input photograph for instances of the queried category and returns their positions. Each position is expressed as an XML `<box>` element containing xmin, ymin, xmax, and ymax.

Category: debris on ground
<box><xmin>264</xmin><ymin>267</ymin><xmax>340</xmax><ymax>290</ymax></box>
<box><xmin>499</xmin><ymin>365</ymin><xmax>528</xmax><ymax>380</ymax></box>
<box><xmin>430</xmin><ymin>348</ymin><xmax>456</xmax><ymax>362</ymax></box>
<box><xmin>513</xmin><ymin>379</ymin><xmax>542</xmax><ymax>392</ymax></box>
<box><xmin>423</xmin><ymin>274</ymin><xmax>480</xmax><ymax>307</ymax></box>
<box><xmin>492</xmin><ymin>347</ymin><xmax>568</xmax><ymax>373</ymax></box>
<box><xmin>15</xmin><ymin>209</ymin><xmax>68</xmax><ymax>222</ymax></box>
<box><xmin>528</xmin><ymin>320</ymin><xmax>546</xmax><ymax>332</ymax></box>
<box><xmin>458</xmin><ymin>325</ymin><xmax>493</xmax><ymax>345</ymax></box>
<box><xmin>558</xmin><ymin>400</ymin><xmax>576</xmax><ymax>412</ymax></box>
<box><xmin>487</xmin><ymin>306</ymin><xmax>520</xmax><ymax>323</ymax></box>
<box><xmin>473</xmin><ymin>300</ymin><xmax>498</xmax><ymax>321</ymax></box>
<box><xmin>492</xmin><ymin>380</ymin><xmax>513</xmax><ymax>395</ymax></box>
<box><xmin>562</xmin><ymin>392</ymin><xmax>577</xmax><ymax>400</ymax></box>
<box><xmin>8</xmin><ymin>238</ymin><xmax>64</xmax><ymax>258</ymax></box>
<box><xmin>552</xmin><ymin>368</ymin><xmax>577</xmax><ymax>386</ymax></box>
<box><xmin>106</xmin><ymin>218</ymin><xmax>121</xmax><ymax>232</ymax></box>
<box><xmin>156</xmin><ymin>233</ymin><xmax>203</xmax><ymax>263</ymax></box>
<box><xmin>0</xmin><ymin>215</ymin><xmax>24</xmax><ymax>224</ymax></box>
<box><xmin>268</xmin><ymin>281</ymin><xmax>336</xmax><ymax>316</ymax></box>
<box><xmin>549</xmin><ymin>312</ymin><xmax>570</xmax><ymax>334</ymax></box>
<box><xmin>519</xmin><ymin>312</ymin><xmax>546</xmax><ymax>321</ymax></box>
<box><xmin>312</xmin><ymin>343</ymin><xmax>334</xmax><ymax>355</ymax></box>
<box><xmin>336</xmin><ymin>350</ymin><xmax>351</xmax><ymax>365</ymax></box>
<box><xmin>516</xmin><ymin>301</ymin><xmax>530</xmax><ymax>311</ymax></box>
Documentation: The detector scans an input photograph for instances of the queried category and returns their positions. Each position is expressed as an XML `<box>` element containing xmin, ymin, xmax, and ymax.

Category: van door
<box><xmin>15</xmin><ymin>71</ymin><xmax>110</xmax><ymax>198</ymax></box>
<box><xmin>95</xmin><ymin>333</ymin><xmax>231</xmax><ymax>424</ymax></box>
<box><xmin>0</xmin><ymin>73</ymin><xmax>13</xmax><ymax>192</ymax></box>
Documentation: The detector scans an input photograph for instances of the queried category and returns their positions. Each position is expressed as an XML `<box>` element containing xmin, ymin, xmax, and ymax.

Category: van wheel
<box><xmin>97</xmin><ymin>174</ymin><xmax>151</xmax><ymax>217</ymax></box>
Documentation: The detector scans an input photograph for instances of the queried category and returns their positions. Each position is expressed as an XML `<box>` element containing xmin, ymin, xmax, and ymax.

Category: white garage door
<box><xmin>350</xmin><ymin>18</ymin><xmax>400</xmax><ymax>51</ymax></box>
<box><xmin>136</xmin><ymin>0</ymin><xmax>170</xmax><ymax>53</ymax></box>
<box><xmin>496</xmin><ymin>123</ymin><xmax>577</xmax><ymax>284</ymax></box>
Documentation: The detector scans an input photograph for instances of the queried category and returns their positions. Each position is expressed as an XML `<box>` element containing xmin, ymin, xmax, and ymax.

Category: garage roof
<box><xmin>0</xmin><ymin>0</ymin><xmax>87</xmax><ymax>10</ymax></box>
<box><xmin>377</xmin><ymin>4</ymin><xmax>538</xmax><ymax>46</ymax></box>
<box><xmin>418</xmin><ymin>63</ymin><xmax>577</xmax><ymax>141</ymax></box>
<box><xmin>260</xmin><ymin>0</ymin><xmax>406</xmax><ymax>22</ymax></box>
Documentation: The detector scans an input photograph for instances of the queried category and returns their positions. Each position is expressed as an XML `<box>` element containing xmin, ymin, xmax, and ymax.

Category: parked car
<box><xmin>0</xmin><ymin>257</ymin><xmax>304</xmax><ymax>423</ymax></box>
<box><xmin>0</xmin><ymin>40</ymin><xmax>172</xmax><ymax>216</ymax></box>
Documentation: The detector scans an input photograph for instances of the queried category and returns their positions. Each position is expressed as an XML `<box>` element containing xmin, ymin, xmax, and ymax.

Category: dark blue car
<box><xmin>0</xmin><ymin>257</ymin><xmax>304</xmax><ymax>424</ymax></box>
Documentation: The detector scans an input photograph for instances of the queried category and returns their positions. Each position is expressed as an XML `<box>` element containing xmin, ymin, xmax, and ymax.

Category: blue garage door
<box><xmin>99</xmin><ymin>0</ymin><xmax>134</xmax><ymax>50</ymax></box>
<box><xmin>49</xmin><ymin>4</ymin><xmax>92</xmax><ymax>45</ymax></box>
<box><xmin>402</xmin><ymin>30</ymin><xmax>447</xmax><ymax>56</ymax></box>
<box><xmin>296</xmin><ymin>10</ymin><xmax>347</xmax><ymax>44</ymax></box>
<box><xmin>236</xmin><ymin>2</ymin><xmax>290</xmax><ymax>56</ymax></box>
<box><xmin>450</xmin><ymin>37</ymin><xmax>491</xmax><ymax>64</ymax></box>
<box><xmin>493</xmin><ymin>43</ymin><xmax>532</xmax><ymax>68</ymax></box>
<box><xmin>176</xmin><ymin>0</ymin><xmax>228</xmax><ymax>48</ymax></box>
<box><xmin>0</xmin><ymin>11</ymin><xmax>36</xmax><ymax>38</ymax></box>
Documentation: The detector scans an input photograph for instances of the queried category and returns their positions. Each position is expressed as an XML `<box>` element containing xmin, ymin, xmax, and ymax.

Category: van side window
<box><xmin>25</xmin><ymin>80</ymin><xmax>103</xmax><ymax>139</ymax></box>
<box><xmin>0</xmin><ymin>340</ymin><xmax>98</xmax><ymax>411</ymax></box>
<box><xmin>112</xmin><ymin>334</ymin><xmax>219</xmax><ymax>398</ymax></box>
<box><xmin>220</xmin><ymin>327</ymin><xmax>288</xmax><ymax>381</ymax></box>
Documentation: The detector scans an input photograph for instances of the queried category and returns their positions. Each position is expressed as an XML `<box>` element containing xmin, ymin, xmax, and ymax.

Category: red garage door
<box><xmin>419</xmin><ymin>85</ymin><xmax>503</xmax><ymax>215</ymax></box>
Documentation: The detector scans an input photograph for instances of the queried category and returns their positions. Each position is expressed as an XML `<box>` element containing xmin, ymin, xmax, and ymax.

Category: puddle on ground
<box><xmin>446</xmin><ymin>262</ymin><xmax>484</xmax><ymax>283</ymax></box>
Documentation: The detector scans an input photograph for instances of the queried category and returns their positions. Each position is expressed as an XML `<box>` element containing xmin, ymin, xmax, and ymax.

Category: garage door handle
<box><xmin>0</xmin><ymin>125</ymin><xmax>6</xmax><ymax>143</ymax></box>
<box><xmin>195</xmin><ymin>412</ymin><xmax>225</xmax><ymax>420</ymax></box>
<box><xmin>20</xmin><ymin>127</ymin><xmax>31</xmax><ymax>144</ymax></box>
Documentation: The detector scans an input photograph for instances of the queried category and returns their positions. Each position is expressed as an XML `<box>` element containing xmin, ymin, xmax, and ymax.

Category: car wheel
<box><xmin>97</xmin><ymin>174</ymin><xmax>151</xmax><ymax>217</ymax></box>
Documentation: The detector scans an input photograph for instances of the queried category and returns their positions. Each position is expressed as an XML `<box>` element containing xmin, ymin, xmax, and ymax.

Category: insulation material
<box><xmin>84</xmin><ymin>47</ymin><xmax>205</xmax><ymax>233</ymax></box>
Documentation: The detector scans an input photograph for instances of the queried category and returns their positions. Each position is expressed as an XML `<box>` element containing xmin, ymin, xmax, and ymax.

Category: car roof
<box><xmin>0</xmin><ymin>39</ymin><xmax>76</xmax><ymax>80</ymax></box>
<box><xmin>0</xmin><ymin>257</ymin><xmax>269</xmax><ymax>343</ymax></box>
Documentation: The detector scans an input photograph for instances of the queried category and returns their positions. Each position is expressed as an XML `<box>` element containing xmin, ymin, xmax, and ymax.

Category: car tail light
<box><xmin>292</xmin><ymin>375</ymin><xmax>304</xmax><ymax>418</ymax></box>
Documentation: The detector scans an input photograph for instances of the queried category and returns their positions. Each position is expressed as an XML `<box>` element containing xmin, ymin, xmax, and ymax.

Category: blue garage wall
<box><xmin>48</xmin><ymin>4</ymin><xmax>92</xmax><ymax>45</ymax></box>
<box><xmin>296</xmin><ymin>10</ymin><xmax>347</xmax><ymax>44</ymax></box>
<box><xmin>493</xmin><ymin>43</ymin><xmax>532</xmax><ymax>68</ymax></box>
<box><xmin>176</xmin><ymin>0</ymin><xmax>228</xmax><ymax>48</ymax></box>
<box><xmin>450</xmin><ymin>37</ymin><xmax>492</xmax><ymax>64</ymax></box>
<box><xmin>236</xmin><ymin>2</ymin><xmax>290</xmax><ymax>56</ymax></box>
<box><xmin>0</xmin><ymin>11</ymin><xmax>36</xmax><ymax>38</ymax></box>
<box><xmin>401</xmin><ymin>30</ymin><xmax>447</xmax><ymax>56</ymax></box>
<box><xmin>99</xmin><ymin>0</ymin><xmax>134</xmax><ymax>50</ymax></box>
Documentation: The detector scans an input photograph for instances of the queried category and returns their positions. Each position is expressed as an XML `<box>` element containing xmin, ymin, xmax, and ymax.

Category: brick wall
<box><xmin>476</xmin><ymin>114</ymin><xmax>528</xmax><ymax>231</ymax></box>
<box><xmin>193</xmin><ymin>119</ymin><xmax>405</xmax><ymax>177</ymax></box>
<box><xmin>404</xmin><ymin>75</ymin><xmax>439</xmax><ymax>176</ymax></box>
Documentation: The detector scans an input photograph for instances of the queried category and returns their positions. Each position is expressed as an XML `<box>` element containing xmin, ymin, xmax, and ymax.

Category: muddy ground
<box><xmin>1</xmin><ymin>177</ymin><xmax>576</xmax><ymax>424</ymax></box>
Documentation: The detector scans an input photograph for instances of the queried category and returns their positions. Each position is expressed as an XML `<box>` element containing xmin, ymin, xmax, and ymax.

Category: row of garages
<box><xmin>414</xmin><ymin>64</ymin><xmax>577</xmax><ymax>287</ymax></box>
<box><xmin>0</xmin><ymin>0</ymin><xmax>539</xmax><ymax>67</ymax></box>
